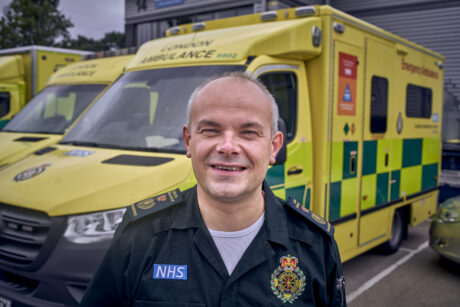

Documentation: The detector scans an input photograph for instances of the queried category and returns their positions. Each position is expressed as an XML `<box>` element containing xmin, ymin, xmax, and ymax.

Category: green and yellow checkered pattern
<box><xmin>265</xmin><ymin>141</ymin><xmax>313</xmax><ymax>210</ymax></box>
<box><xmin>266</xmin><ymin>164</ymin><xmax>311</xmax><ymax>209</ymax></box>
<box><xmin>329</xmin><ymin>137</ymin><xmax>439</xmax><ymax>221</ymax></box>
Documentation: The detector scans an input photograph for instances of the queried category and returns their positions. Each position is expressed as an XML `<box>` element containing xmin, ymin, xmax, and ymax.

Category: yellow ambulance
<box><xmin>0</xmin><ymin>6</ymin><xmax>443</xmax><ymax>306</ymax></box>
<box><xmin>0</xmin><ymin>55</ymin><xmax>133</xmax><ymax>168</ymax></box>
<box><xmin>0</xmin><ymin>46</ymin><xmax>90</xmax><ymax>128</ymax></box>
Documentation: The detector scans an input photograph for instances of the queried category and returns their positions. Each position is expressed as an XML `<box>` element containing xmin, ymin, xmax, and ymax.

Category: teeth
<box><xmin>214</xmin><ymin>165</ymin><xmax>243</xmax><ymax>171</ymax></box>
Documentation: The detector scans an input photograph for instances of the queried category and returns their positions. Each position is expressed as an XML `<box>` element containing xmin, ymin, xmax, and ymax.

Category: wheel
<box><xmin>377</xmin><ymin>210</ymin><xmax>404</xmax><ymax>255</ymax></box>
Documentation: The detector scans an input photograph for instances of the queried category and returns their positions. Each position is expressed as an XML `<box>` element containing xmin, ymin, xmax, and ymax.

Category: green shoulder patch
<box><xmin>285</xmin><ymin>197</ymin><xmax>335</xmax><ymax>238</ymax></box>
<box><xmin>126</xmin><ymin>189</ymin><xmax>183</xmax><ymax>222</ymax></box>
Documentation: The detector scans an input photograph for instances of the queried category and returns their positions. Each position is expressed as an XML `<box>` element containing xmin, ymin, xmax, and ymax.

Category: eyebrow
<box><xmin>240</xmin><ymin>122</ymin><xmax>264</xmax><ymax>131</ymax></box>
<box><xmin>196</xmin><ymin>119</ymin><xmax>221</xmax><ymax>129</ymax></box>
<box><xmin>195</xmin><ymin>119</ymin><xmax>266</xmax><ymax>131</ymax></box>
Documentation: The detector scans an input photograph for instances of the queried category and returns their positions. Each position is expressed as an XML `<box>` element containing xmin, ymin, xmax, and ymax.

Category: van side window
<box><xmin>0</xmin><ymin>92</ymin><xmax>10</xmax><ymax>118</ymax></box>
<box><xmin>406</xmin><ymin>84</ymin><xmax>432</xmax><ymax>118</ymax></box>
<box><xmin>370</xmin><ymin>76</ymin><xmax>388</xmax><ymax>133</ymax></box>
<box><xmin>259</xmin><ymin>72</ymin><xmax>297</xmax><ymax>142</ymax></box>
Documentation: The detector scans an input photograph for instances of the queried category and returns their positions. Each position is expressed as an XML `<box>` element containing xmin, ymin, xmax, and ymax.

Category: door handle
<box><xmin>287</xmin><ymin>167</ymin><xmax>303</xmax><ymax>175</ymax></box>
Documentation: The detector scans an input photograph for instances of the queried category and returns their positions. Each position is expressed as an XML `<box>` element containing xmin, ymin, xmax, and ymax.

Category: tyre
<box><xmin>377</xmin><ymin>210</ymin><xmax>404</xmax><ymax>255</ymax></box>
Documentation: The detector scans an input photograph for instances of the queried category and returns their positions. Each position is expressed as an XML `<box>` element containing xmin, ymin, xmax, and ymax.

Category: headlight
<box><xmin>436</xmin><ymin>198</ymin><xmax>460</xmax><ymax>223</ymax></box>
<box><xmin>64</xmin><ymin>208</ymin><xmax>126</xmax><ymax>244</ymax></box>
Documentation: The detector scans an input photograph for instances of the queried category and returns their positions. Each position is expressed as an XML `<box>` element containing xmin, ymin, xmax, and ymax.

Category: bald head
<box><xmin>186</xmin><ymin>72</ymin><xmax>279</xmax><ymax>136</ymax></box>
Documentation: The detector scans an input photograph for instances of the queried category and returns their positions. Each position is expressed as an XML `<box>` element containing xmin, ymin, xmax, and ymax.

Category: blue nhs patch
<box><xmin>153</xmin><ymin>264</ymin><xmax>187</xmax><ymax>280</ymax></box>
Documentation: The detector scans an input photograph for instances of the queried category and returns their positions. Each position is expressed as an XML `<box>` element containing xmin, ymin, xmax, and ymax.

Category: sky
<box><xmin>0</xmin><ymin>0</ymin><xmax>125</xmax><ymax>39</ymax></box>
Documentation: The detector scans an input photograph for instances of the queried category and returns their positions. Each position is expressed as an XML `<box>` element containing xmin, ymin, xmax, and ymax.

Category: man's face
<box><xmin>183</xmin><ymin>77</ymin><xmax>283</xmax><ymax>203</ymax></box>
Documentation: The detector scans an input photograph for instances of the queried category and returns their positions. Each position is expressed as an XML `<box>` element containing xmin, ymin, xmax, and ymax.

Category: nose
<box><xmin>215</xmin><ymin>131</ymin><xmax>240</xmax><ymax>155</ymax></box>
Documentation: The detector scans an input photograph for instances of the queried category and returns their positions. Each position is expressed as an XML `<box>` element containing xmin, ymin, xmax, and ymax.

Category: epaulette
<box><xmin>126</xmin><ymin>189</ymin><xmax>183</xmax><ymax>222</ymax></box>
<box><xmin>285</xmin><ymin>197</ymin><xmax>334</xmax><ymax>238</ymax></box>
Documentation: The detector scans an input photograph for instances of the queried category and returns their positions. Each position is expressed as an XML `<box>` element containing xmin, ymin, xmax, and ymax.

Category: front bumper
<box><xmin>429</xmin><ymin>220</ymin><xmax>460</xmax><ymax>264</ymax></box>
<box><xmin>0</xmin><ymin>209</ymin><xmax>110</xmax><ymax>307</ymax></box>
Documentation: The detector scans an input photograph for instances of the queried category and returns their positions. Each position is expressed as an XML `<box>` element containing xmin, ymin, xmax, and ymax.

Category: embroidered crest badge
<box><xmin>270</xmin><ymin>255</ymin><xmax>306</xmax><ymax>304</ymax></box>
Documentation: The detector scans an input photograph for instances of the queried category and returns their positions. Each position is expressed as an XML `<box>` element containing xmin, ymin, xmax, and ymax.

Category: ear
<box><xmin>269</xmin><ymin>131</ymin><xmax>284</xmax><ymax>165</ymax></box>
<box><xmin>182</xmin><ymin>125</ymin><xmax>192</xmax><ymax>158</ymax></box>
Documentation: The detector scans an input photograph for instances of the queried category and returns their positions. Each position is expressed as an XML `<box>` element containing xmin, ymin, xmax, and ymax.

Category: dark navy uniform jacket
<box><xmin>81</xmin><ymin>182</ymin><xmax>346</xmax><ymax>306</ymax></box>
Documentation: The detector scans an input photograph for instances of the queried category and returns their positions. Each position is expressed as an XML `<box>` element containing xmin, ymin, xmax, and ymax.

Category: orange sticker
<box><xmin>338</xmin><ymin>52</ymin><xmax>357</xmax><ymax>116</ymax></box>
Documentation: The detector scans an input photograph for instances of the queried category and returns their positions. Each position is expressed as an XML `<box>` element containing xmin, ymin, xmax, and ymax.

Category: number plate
<box><xmin>0</xmin><ymin>296</ymin><xmax>11</xmax><ymax>307</ymax></box>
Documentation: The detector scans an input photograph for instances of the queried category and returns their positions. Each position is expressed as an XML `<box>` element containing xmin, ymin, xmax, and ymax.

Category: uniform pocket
<box><xmin>134</xmin><ymin>301</ymin><xmax>205</xmax><ymax>307</ymax></box>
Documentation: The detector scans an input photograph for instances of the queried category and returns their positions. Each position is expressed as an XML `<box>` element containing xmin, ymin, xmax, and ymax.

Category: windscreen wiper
<box><xmin>113</xmin><ymin>145</ymin><xmax>186</xmax><ymax>154</ymax></box>
<box><xmin>59</xmin><ymin>140</ymin><xmax>103</xmax><ymax>148</ymax></box>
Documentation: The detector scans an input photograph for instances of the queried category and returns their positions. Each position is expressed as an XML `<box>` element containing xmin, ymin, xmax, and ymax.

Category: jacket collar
<box><xmin>170</xmin><ymin>182</ymin><xmax>290</xmax><ymax>249</ymax></box>
<box><xmin>170</xmin><ymin>186</ymin><xmax>204</xmax><ymax>229</ymax></box>
<box><xmin>262</xmin><ymin>181</ymin><xmax>290</xmax><ymax>249</ymax></box>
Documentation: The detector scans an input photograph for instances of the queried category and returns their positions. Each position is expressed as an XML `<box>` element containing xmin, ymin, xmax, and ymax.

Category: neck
<box><xmin>197</xmin><ymin>186</ymin><xmax>265</xmax><ymax>232</ymax></box>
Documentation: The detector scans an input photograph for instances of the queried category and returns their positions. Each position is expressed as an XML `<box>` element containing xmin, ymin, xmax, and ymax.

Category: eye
<box><xmin>200</xmin><ymin>128</ymin><xmax>220</xmax><ymax>136</ymax></box>
<box><xmin>241</xmin><ymin>130</ymin><xmax>259</xmax><ymax>138</ymax></box>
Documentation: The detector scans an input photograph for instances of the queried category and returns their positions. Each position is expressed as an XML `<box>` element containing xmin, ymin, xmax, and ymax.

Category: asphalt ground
<box><xmin>342</xmin><ymin>220</ymin><xmax>460</xmax><ymax>307</ymax></box>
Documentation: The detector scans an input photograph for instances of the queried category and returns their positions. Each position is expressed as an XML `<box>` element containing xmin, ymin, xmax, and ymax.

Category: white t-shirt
<box><xmin>208</xmin><ymin>213</ymin><xmax>265</xmax><ymax>275</ymax></box>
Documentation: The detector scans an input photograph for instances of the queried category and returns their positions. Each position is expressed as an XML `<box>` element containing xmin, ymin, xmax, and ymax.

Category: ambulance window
<box><xmin>216</xmin><ymin>9</ymin><xmax>236</xmax><ymax>19</ymax></box>
<box><xmin>370</xmin><ymin>76</ymin><xmax>388</xmax><ymax>133</ymax></box>
<box><xmin>237</xmin><ymin>6</ymin><xmax>253</xmax><ymax>16</ymax></box>
<box><xmin>0</xmin><ymin>92</ymin><xmax>10</xmax><ymax>118</ymax></box>
<box><xmin>3</xmin><ymin>84</ymin><xmax>105</xmax><ymax>134</ymax></box>
<box><xmin>61</xmin><ymin>65</ymin><xmax>246</xmax><ymax>152</ymax></box>
<box><xmin>406</xmin><ymin>84</ymin><xmax>432</xmax><ymax>118</ymax></box>
<box><xmin>259</xmin><ymin>72</ymin><xmax>297</xmax><ymax>142</ymax></box>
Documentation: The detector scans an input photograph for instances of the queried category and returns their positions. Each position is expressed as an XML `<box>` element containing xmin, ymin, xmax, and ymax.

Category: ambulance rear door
<box><xmin>358</xmin><ymin>38</ymin><xmax>394</xmax><ymax>247</ymax></box>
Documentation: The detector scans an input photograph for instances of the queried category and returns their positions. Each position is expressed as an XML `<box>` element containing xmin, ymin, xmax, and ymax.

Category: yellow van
<box><xmin>0</xmin><ymin>6</ymin><xmax>443</xmax><ymax>306</ymax></box>
<box><xmin>0</xmin><ymin>55</ymin><xmax>133</xmax><ymax>167</ymax></box>
<box><xmin>0</xmin><ymin>46</ymin><xmax>90</xmax><ymax>128</ymax></box>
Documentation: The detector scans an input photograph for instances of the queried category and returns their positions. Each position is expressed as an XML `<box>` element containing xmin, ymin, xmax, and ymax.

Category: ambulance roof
<box><xmin>127</xmin><ymin>5</ymin><xmax>443</xmax><ymax>72</ymax></box>
<box><xmin>126</xmin><ymin>17</ymin><xmax>322</xmax><ymax>71</ymax></box>
<box><xmin>47</xmin><ymin>55</ymin><xmax>133</xmax><ymax>85</ymax></box>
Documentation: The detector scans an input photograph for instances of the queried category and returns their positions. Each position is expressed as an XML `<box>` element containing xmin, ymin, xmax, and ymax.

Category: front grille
<box><xmin>0</xmin><ymin>270</ymin><xmax>38</xmax><ymax>294</ymax></box>
<box><xmin>0</xmin><ymin>205</ymin><xmax>51</xmax><ymax>266</ymax></box>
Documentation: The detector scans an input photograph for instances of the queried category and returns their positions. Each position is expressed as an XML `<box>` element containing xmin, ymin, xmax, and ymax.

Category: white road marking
<box><xmin>399</xmin><ymin>247</ymin><xmax>413</xmax><ymax>252</ymax></box>
<box><xmin>347</xmin><ymin>241</ymin><xmax>429</xmax><ymax>303</ymax></box>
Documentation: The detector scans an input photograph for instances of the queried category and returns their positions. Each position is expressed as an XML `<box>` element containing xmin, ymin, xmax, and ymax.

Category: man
<box><xmin>81</xmin><ymin>72</ymin><xmax>346</xmax><ymax>306</ymax></box>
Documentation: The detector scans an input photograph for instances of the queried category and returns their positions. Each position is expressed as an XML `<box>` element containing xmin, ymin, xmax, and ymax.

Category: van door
<box><xmin>0</xmin><ymin>84</ymin><xmax>23</xmax><ymax>129</ymax></box>
<box><xmin>0</xmin><ymin>91</ymin><xmax>11</xmax><ymax>128</ymax></box>
<box><xmin>358</xmin><ymin>38</ymin><xmax>394</xmax><ymax>246</ymax></box>
<box><xmin>249</xmin><ymin>56</ymin><xmax>313</xmax><ymax>209</ymax></box>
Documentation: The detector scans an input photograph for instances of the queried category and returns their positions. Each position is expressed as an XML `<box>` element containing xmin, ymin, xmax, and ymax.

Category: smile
<box><xmin>211</xmin><ymin>165</ymin><xmax>246</xmax><ymax>171</ymax></box>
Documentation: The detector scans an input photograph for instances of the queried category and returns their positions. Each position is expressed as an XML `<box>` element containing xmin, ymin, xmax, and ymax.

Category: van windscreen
<box><xmin>3</xmin><ymin>84</ymin><xmax>106</xmax><ymax>134</ymax></box>
<box><xmin>61</xmin><ymin>65</ymin><xmax>245</xmax><ymax>153</ymax></box>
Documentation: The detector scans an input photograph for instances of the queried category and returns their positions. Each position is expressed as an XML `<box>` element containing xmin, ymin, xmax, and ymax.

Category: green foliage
<box><xmin>0</xmin><ymin>0</ymin><xmax>73</xmax><ymax>48</ymax></box>
<box><xmin>0</xmin><ymin>0</ymin><xmax>124</xmax><ymax>51</ymax></box>
<box><xmin>59</xmin><ymin>31</ymin><xmax>125</xmax><ymax>51</ymax></box>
